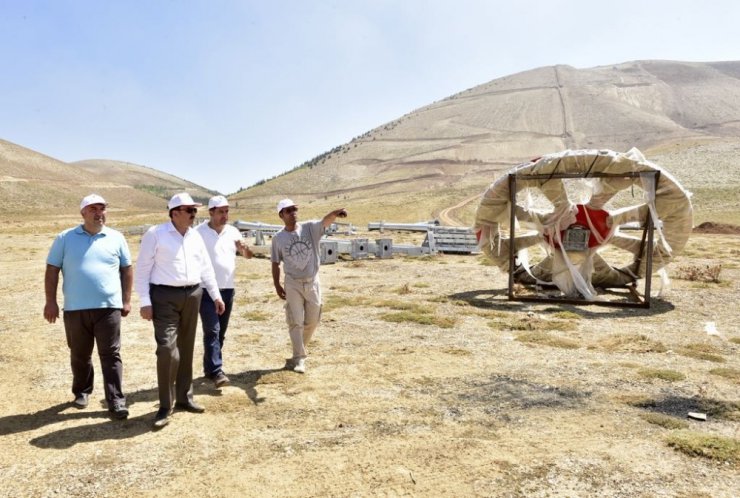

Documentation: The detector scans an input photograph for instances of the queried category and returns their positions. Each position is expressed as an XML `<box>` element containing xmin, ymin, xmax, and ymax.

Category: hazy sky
<box><xmin>2</xmin><ymin>1</ymin><xmax>739</xmax><ymax>194</ymax></box>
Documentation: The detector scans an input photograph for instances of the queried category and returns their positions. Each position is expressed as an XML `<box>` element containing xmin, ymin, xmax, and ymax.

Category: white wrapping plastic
<box><xmin>474</xmin><ymin>149</ymin><xmax>693</xmax><ymax>299</ymax></box>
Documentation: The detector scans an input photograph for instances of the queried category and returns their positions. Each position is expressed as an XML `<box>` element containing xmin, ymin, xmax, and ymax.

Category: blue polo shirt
<box><xmin>46</xmin><ymin>225</ymin><xmax>132</xmax><ymax>311</ymax></box>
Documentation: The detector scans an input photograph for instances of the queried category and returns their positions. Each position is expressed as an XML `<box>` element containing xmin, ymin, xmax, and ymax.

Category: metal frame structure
<box><xmin>506</xmin><ymin>170</ymin><xmax>659</xmax><ymax>308</ymax></box>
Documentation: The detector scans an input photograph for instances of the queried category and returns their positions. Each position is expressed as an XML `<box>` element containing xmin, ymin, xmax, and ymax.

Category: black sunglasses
<box><xmin>177</xmin><ymin>207</ymin><xmax>198</xmax><ymax>214</ymax></box>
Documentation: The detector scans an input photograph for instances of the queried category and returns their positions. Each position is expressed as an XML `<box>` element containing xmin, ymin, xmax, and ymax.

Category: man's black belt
<box><xmin>151</xmin><ymin>283</ymin><xmax>200</xmax><ymax>291</ymax></box>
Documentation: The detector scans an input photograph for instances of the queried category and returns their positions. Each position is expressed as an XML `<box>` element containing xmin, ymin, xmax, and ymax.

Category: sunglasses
<box><xmin>283</xmin><ymin>206</ymin><xmax>298</xmax><ymax>214</ymax></box>
<box><xmin>177</xmin><ymin>207</ymin><xmax>198</xmax><ymax>214</ymax></box>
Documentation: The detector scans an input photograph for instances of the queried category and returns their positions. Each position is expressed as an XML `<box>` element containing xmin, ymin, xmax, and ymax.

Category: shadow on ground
<box><xmin>196</xmin><ymin>367</ymin><xmax>284</xmax><ymax>405</ymax></box>
<box><xmin>4</xmin><ymin>366</ymin><xmax>284</xmax><ymax>449</ymax></box>
<box><xmin>449</xmin><ymin>289</ymin><xmax>675</xmax><ymax>318</ymax></box>
<box><xmin>628</xmin><ymin>395</ymin><xmax>740</xmax><ymax>420</ymax></box>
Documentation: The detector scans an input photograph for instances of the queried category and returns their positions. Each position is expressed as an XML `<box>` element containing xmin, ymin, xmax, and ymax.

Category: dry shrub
<box><xmin>242</xmin><ymin>310</ymin><xmax>269</xmax><ymax>321</ymax></box>
<box><xmin>322</xmin><ymin>294</ymin><xmax>372</xmax><ymax>312</ymax></box>
<box><xmin>477</xmin><ymin>310</ymin><xmax>511</xmax><ymax>319</ymax></box>
<box><xmin>666</xmin><ymin>431</ymin><xmax>740</xmax><ymax>466</ymax></box>
<box><xmin>395</xmin><ymin>283</ymin><xmax>412</xmax><ymax>295</ymax></box>
<box><xmin>427</xmin><ymin>296</ymin><xmax>450</xmax><ymax>303</ymax></box>
<box><xmin>674</xmin><ymin>264</ymin><xmax>722</xmax><ymax>282</ymax></box>
<box><xmin>641</xmin><ymin>413</ymin><xmax>689</xmax><ymax>430</ymax></box>
<box><xmin>487</xmin><ymin>313</ymin><xmax>578</xmax><ymax>332</ymax></box>
<box><xmin>677</xmin><ymin>343</ymin><xmax>726</xmax><ymax>363</ymax></box>
<box><xmin>515</xmin><ymin>330</ymin><xmax>580</xmax><ymax>349</ymax></box>
<box><xmin>709</xmin><ymin>368</ymin><xmax>740</xmax><ymax>381</ymax></box>
<box><xmin>550</xmin><ymin>310</ymin><xmax>581</xmax><ymax>320</ymax></box>
<box><xmin>598</xmin><ymin>334</ymin><xmax>667</xmax><ymax>353</ymax></box>
<box><xmin>373</xmin><ymin>299</ymin><xmax>426</xmax><ymax>313</ymax></box>
<box><xmin>379</xmin><ymin>310</ymin><xmax>456</xmax><ymax>329</ymax></box>
<box><xmin>442</xmin><ymin>347</ymin><xmax>472</xmax><ymax>356</ymax></box>
<box><xmin>637</xmin><ymin>368</ymin><xmax>685</xmax><ymax>382</ymax></box>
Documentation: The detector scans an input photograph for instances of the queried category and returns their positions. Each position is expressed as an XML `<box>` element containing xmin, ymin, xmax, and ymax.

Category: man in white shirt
<box><xmin>196</xmin><ymin>195</ymin><xmax>252</xmax><ymax>388</ymax></box>
<box><xmin>134</xmin><ymin>192</ymin><xmax>225</xmax><ymax>429</ymax></box>
<box><xmin>271</xmin><ymin>199</ymin><xmax>347</xmax><ymax>374</ymax></box>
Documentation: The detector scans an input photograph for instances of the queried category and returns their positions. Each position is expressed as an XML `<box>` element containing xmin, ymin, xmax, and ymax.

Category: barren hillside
<box><xmin>0</xmin><ymin>141</ymin><xmax>215</xmax><ymax>216</ymax></box>
<box><xmin>231</xmin><ymin>60</ymin><xmax>740</xmax><ymax>226</ymax></box>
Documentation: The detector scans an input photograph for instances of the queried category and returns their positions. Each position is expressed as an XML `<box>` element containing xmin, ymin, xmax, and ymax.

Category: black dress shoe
<box><xmin>153</xmin><ymin>407</ymin><xmax>171</xmax><ymax>428</ymax></box>
<box><xmin>109</xmin><ymin>405</ymin><xmax>129</xmax><ymax>420</ymax></box>
<box><xmin>174</xmin><ymin>401</ymin><xmax>205</xmax><ymax>413</ymax></box>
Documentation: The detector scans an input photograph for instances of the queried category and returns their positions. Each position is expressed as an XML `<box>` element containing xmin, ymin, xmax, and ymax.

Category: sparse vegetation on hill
<box><xmin>230</xmin><ymin>60</ymin><xmax>740</xmax><ymax>229</ymax></box>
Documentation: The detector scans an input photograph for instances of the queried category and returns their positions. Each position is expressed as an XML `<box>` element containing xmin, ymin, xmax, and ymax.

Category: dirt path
<box><xmin>438</xmin><ymin>193</ymin><xmax>481</xmax><ymax>226</ymax></box>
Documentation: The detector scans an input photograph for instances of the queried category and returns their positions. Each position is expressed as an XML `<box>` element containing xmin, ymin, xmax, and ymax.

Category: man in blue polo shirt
<box><xmin>44</xmin><ymin>194</ymin><xmax>133</xmax><ymax>420</ymax></box>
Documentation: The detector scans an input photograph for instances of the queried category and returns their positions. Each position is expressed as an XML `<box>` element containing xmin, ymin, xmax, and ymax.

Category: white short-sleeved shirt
<box><xmin>196</xmin><ymin>222</ymin><xmax>242</xmax><ymax>289</ymax></box>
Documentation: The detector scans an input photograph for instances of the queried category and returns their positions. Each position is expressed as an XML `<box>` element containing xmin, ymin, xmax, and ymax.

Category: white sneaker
<box><xmin>293</xmin><ymin>358</ymin><xmax>306</xmax><ymax>374</ymax></box>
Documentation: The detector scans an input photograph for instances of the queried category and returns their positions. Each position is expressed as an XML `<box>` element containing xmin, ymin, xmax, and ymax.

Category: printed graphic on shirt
<box><xmin>285</xmin><ymin>236</ymin><xmax>312</xmax><ymax>271</ymax></box>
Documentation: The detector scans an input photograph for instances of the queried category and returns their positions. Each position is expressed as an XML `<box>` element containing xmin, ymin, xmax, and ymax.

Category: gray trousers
<box><xmin>150</xmin><ymin>284</ymin><xmax>203</xmax><ymax>410</ymax></box>
<box><xmin>63</xmin><ymin>308</ymin><xmax>124</xmax><ymax>409</ymax></box>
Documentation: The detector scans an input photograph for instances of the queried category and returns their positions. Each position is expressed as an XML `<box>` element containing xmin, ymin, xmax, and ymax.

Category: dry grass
<box><xmin>596</xmin><ymin>334</ymin><xmax>668</xmax><ymax>354</ymax></box>
<box><xmin>674</xmin><ymin>264</ymin><xmax>723</xmax><ymax>282</ymax></box>
<box><xmin>514</xmin><ymin>330</ymin><xmax>580</xmax><ymax>349</ymax></box>
<box><xmin>676</xmin><ymin>343</ymin><xmax>726</xmax><ymax>363</ymax></box>
<box><xmin>709</xmin><ymin>368</ymin><xmax>740</xmax><ymax>381</ymax></box>
<box><xmin>379</xmin><ymin>310</ymin><xmax>457</xmax><ymax>328</ymax></box>
<box><xmin>637</xmin><ymin>368</ymin><xmax>686</xmax><ymax>382</ymax></box>
<box><xmin>666</xmin><ymin>432</ymin><xmax>740</xmax><ymax>467</ymax></box>
<box><xmin>486</xmin><ymin>312</ymin><xmax>578</xmax><ymax>332</ymax></box>
<box><xmin>641</xmin><ymin>413</ymin><xmax>690</xmax><ymax>430</ymax></box>
<box><xmin>242</xmin><ymin>310</ymin><xmax>270</xmax><ymax>321</ymax></box>
<box><xmin>1</xmin><ymin>215</ymin><xmax>739</xmax><ymax>497</ymax></box>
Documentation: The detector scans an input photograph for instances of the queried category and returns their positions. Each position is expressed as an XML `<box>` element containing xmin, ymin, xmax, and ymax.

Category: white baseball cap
<box><xmin>168</xmin><ymin>193</ymin><xmax>203</xmax><ymax>210</ymax></box>
<box><xmin>276</xmin><ymin>198</ymin><xmax>297</xmax><ymax>213</ymax></box>
<box><xmin>80</xmin><ymin>194</ymin><xmax>107</xmax><ymax>210</ymax></box>
<box><xmin>208</xmin><ymin>195</ymin><xmax>229</xmax><ymax>209</ymax></box>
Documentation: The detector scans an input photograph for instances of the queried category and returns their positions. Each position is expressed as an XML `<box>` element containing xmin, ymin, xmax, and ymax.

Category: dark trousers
<box><xmin>199</xmin><ymin>288</ymin><xmax>234</xmax><ymax>377</ymax></box>
<box><xmin>150</xmin><ymin>284</ymin><xmax>203</xmax><ymax>410</ymax></box>
<box><xmin>63</xmin><ymin>308</ymin><xmax>124</xmax><ymax>409</ymax></box>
